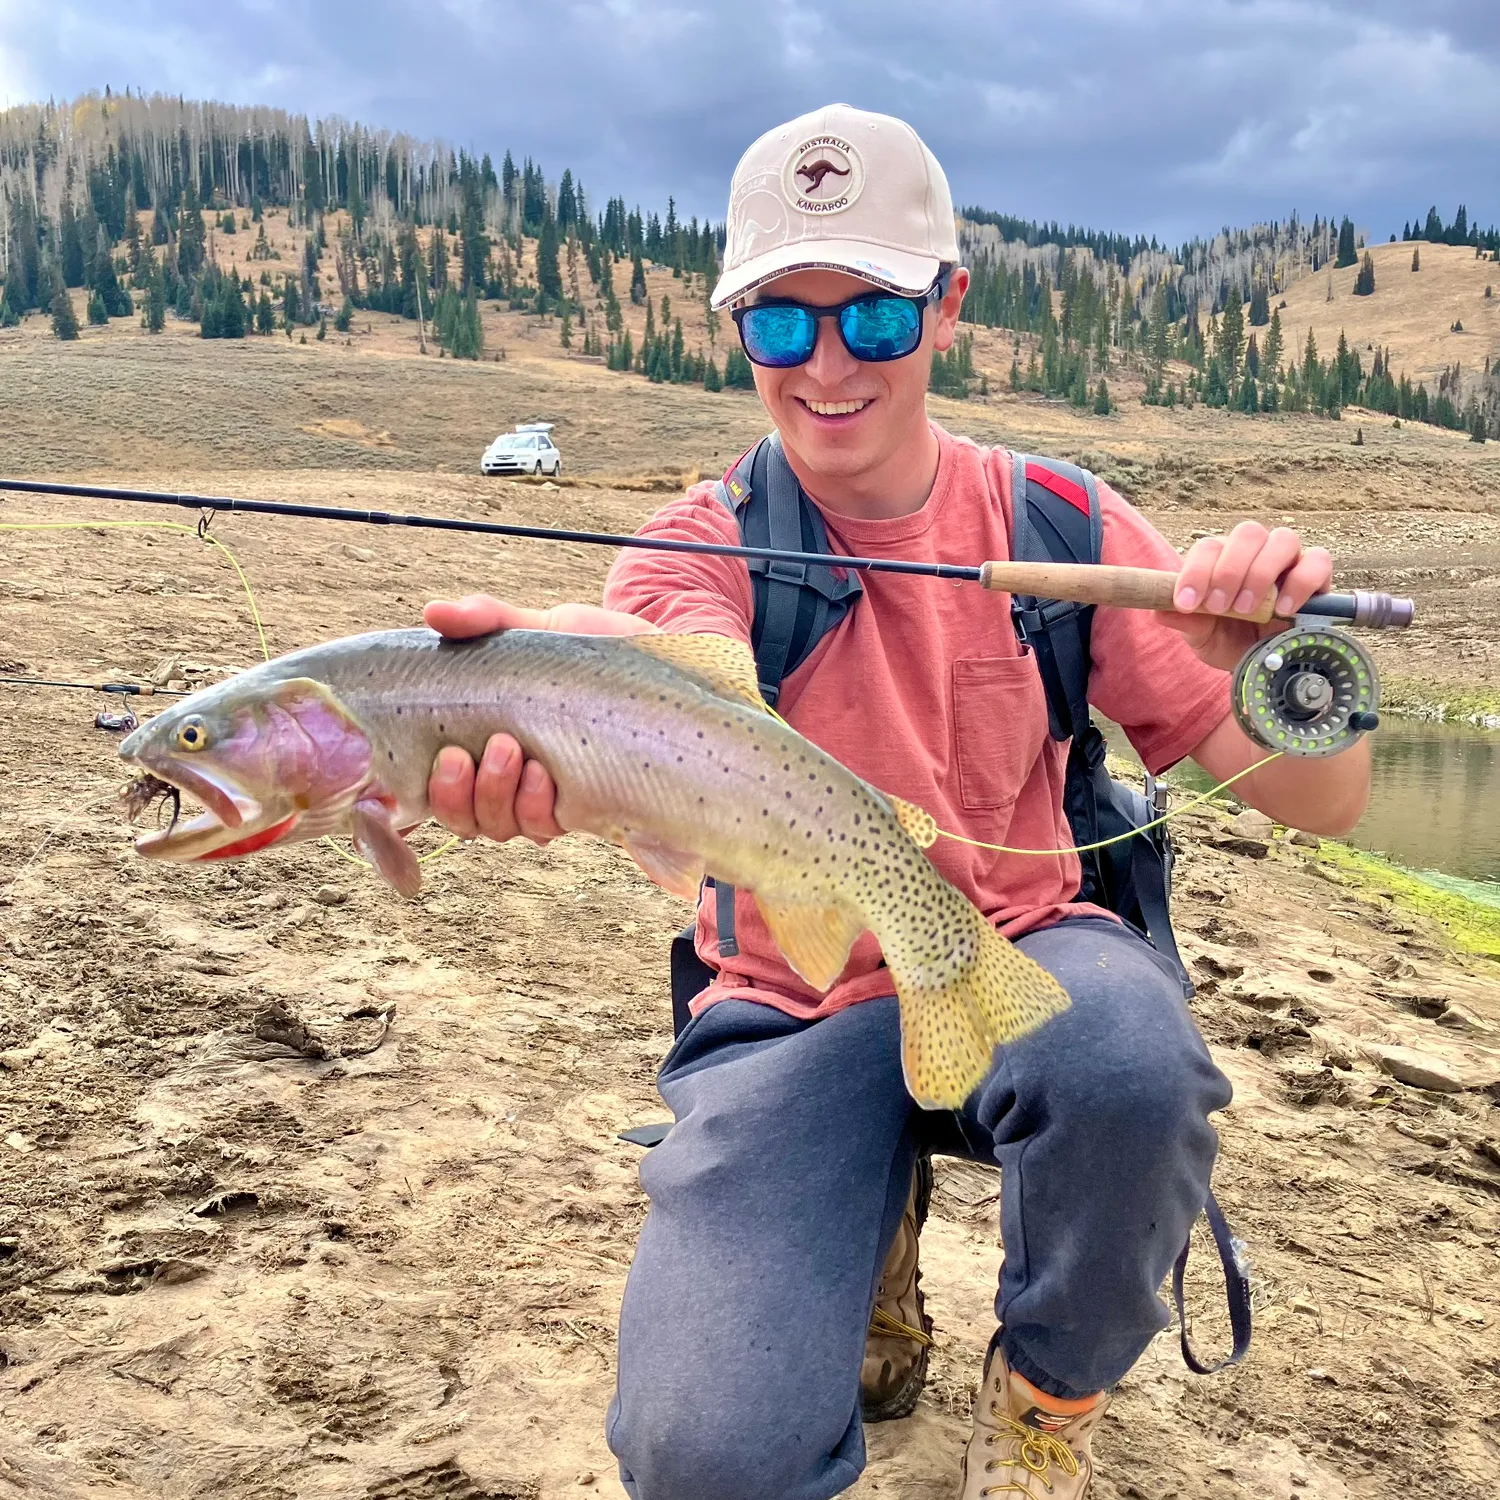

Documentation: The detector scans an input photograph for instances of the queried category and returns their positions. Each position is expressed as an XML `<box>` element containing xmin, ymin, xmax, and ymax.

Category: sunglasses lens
<box><xmin>840</xmin><ymin>297</ymin><xmax>923</xmax><ymax>361</ymax></box>
<box><xmin>738</xmin><ymin>304</ymin><xmax>818</xmax><ymax>367</ymax></box>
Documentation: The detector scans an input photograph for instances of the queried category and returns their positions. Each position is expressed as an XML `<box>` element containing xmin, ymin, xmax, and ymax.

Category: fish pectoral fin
<box><xmin>350</xmin><ymin>798</ymin><xmax>422</xmax><ymax>899</ymax></box>
<box><xmin>888</xmin><ymin>794</ymin><xmax>939</xmax><ymax>849</ymax></box>
<box><xmin>623</xmin><ymin>834</ymin><xmax>705</xmax><ymax>902</ymax></box>
<box><xmin>754</xmin><ymin>895</ymin><xmax>864</xmax><ymax>992</ymax></box>
<box><xmin>623</xmin><ymin>634</ymin><xmax>771</xmax><ymax>714</ymax></box>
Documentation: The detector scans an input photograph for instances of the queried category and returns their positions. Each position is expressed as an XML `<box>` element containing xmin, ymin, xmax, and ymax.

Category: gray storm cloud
<box><xmin>1</xmin><ymin>0</ymin><xmax>1496</xmax><ymax>241</ymax></box>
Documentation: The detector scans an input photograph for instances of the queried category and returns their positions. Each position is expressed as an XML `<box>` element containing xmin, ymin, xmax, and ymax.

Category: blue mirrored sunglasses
<box><xmin>731</xmin><ymin>277</ymin><xmax>949</xmax><ymax>369</ymax></box>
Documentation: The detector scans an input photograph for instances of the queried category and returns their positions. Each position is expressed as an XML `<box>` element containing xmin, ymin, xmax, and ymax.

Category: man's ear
<box><xmin>931</xmin><ymin>267</ymin><xmax>970</xmax><ymax>353</ymax></box>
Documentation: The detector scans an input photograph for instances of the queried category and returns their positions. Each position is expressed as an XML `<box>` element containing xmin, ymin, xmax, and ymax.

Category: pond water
<box><xmin>1115</xmin><ymin>716</ymin><xmax>1500</xmax><ymax>901</ymax></box>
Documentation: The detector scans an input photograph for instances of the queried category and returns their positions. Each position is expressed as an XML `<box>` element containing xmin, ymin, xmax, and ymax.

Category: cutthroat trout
<box><xmin>118</xmin><ymin>628</ymin><xmax>1069</xmax><ymax>1107</ymax></box>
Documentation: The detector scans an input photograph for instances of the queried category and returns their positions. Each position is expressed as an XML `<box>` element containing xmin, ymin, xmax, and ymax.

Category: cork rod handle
<box><xmin>978</xmin><ymin>560</ymin><xmax>1280</xmax><ymax>624</ymax></box>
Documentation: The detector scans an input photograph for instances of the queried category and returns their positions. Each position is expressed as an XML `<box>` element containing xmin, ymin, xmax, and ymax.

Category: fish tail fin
<box><xmin>888</xmin><ymin>903</ymin><xmax>1070</xmax><ymax>1111</ymax></box>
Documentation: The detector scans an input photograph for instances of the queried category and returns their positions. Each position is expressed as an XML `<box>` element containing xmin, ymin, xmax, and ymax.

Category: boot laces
<box><xmin>979</xmin><ymin>1403</ymin><xmax>1080</xmax><ymax>1496</ymax></box>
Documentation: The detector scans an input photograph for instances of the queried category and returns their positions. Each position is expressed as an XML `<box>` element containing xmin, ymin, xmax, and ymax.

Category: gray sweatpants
<box><xmin>606</xmin><ymin>917</ymin><xmax>1232</xmax><ymax>1500</ymax></box>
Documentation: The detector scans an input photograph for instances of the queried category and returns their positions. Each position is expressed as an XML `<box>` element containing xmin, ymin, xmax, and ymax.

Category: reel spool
<box><xmin>1232</xmin><ymin>624</ymin><xmax>1381</xmax><ymax>757</ymax></box>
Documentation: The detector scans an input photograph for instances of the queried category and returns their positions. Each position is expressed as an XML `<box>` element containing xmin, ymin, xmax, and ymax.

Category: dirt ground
<box><xmin>1</xmin><ymin>331</ymin><xmax>1498</xmax><ymax>1499</ymax></box>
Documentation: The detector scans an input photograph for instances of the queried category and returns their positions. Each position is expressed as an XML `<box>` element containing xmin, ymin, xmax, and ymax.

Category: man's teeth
<box><xmin>804</xmin><ymin>398</ymin><xmax>870</xmax><ymax>416</ymax></box>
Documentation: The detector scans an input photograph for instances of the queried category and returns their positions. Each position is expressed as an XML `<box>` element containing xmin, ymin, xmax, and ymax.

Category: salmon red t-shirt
<box><xmin>602</xmin><ymin>424</ymin><xmax>1230</xmax><ymax>1022</ymax></box>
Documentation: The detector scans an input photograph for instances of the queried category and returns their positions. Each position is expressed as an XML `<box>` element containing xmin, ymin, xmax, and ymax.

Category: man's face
<box><xmin>745</xmin><ymin>267</ymin><xmax>969</xmax><ymax>485</ymax></box>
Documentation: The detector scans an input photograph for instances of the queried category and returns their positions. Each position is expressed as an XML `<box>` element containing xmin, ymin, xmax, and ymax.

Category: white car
<box><xmin>481</xmin><ymin>423</ymin><xmax>563</xmax><ymax>477</ymax></box>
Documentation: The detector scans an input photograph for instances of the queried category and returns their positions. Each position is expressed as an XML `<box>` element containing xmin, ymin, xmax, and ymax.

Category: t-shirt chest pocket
<box><xmin>952</xmin><ymin>656</ymin><xmax>1050</xmax><ymax>812</ymax></box>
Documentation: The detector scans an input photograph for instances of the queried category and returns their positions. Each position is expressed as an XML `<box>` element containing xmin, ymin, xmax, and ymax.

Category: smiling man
<box><xmin>424</xmin><ymin>104</ymin><xmax>1370</xmax><ymax>1500</ymax></box>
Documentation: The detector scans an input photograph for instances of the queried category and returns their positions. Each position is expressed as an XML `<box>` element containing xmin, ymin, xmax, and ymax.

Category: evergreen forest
<box><xmin>1</xmin><ymin>91</ymin><xmax>1496</xmax><ymax>440</ymax></box>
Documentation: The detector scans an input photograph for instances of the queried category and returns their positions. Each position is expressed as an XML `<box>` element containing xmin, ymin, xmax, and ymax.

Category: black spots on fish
<box><xmin>367</xmin><ymin>668</ymin><xmax>375</xmax><ymax>678</ymax></box>
<box><xmin>784</xmin><ymin>791</ymin><xmax>793</xmax><ymax>800</ymax></box>
<box><xmin>387</xmin><ymin>750</ymin><xmax>396</xmax><ymax>762</ymax></box>
<box><xmin>696</xmin><ymin>731</ymin><xmax>705</xmax><ymax>740</ymax></box>
<box><xmin>581</xmin><ymin>737</ymin><xmax>588</xmax><ymax>747</ymax></box>
<box><xmin>853</xmin><ymin>814</ymin><xmax>861</xmax><ymax>826</ymax></box>
<box><xmin>395</xmin><ymin>706</ymin><xmax>404</xmax><ymax>716</ymax></box>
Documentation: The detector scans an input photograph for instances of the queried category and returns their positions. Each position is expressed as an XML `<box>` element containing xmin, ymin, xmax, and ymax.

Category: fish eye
<box><xmin>176</xmin><ymin>718</ymin><xmax>210</xmax><ymax>752</ymax></box>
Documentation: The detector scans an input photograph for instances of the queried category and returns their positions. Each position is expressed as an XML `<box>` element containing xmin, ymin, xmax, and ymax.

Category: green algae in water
<box><xmin>1316</xmin><ymin>843</ymin><xmax>1500</xmax><ymax>962</ymax></box>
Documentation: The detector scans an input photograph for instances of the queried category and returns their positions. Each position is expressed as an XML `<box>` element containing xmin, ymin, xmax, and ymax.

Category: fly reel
<box><xmin>1231</xmin><ymin>624</ymin><xmax>1381</xmax><ymax>757</ymax></box>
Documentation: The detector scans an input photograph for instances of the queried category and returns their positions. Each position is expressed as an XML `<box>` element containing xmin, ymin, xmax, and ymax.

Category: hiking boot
<box><xmin>861</xmin><ymin>1152</ymin><xmax>934</xmax><ymax>1422</ymax></box>
<box><xmin>960</xmin><ymin>1341</ymin><xmax>1110</xmax><ymax>1498</ymax></box>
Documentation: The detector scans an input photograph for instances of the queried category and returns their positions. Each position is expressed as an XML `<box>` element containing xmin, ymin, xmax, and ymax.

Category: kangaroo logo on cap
<box><xmin>784</xmin><ymin>135</ymin><xmax>864</xmax><ymax>216</ymax></box>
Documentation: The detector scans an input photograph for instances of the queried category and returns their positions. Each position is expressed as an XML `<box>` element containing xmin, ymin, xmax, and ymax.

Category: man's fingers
<box><xmin>514</xmin><ymin>758</ymin><xmax>565</xmax><ymax>843</ymax></box>
<box><xmin>1173</xmin><ymin>537</ymin><xmax>1223</xmax><ymax>612</ymax></box>
<box><xmin>428</xmin><ymin>745</ymin><xmax>480</xmax><ymax>840</ymax></box>
<box><xmin>424</xmin><ymin>595</ymin><xmax>658</xmax><ymax>641</ymax></box>
<box><xmin>1275</xmin><ymin>547</ymin><xmax>1334</xmax><ymax>617</ymax></box>
<box><xmin>1221</xmin><ymin>525</ymin><xmax>1302</xmax><ymax>617</ymax></box>
<box><xmin>424</xmin><ymin>595</ymin><xmax>551</xmax><ymax>640</ymax></box>
<box><xmin>472</xmin><ymin>733</ymin><xmax>525</xmax><ymax>843</ymax></box>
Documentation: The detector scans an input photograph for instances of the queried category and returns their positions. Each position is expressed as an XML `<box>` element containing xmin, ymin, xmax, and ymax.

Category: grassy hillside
<box><xmin>1275</xmin><ymin>240</ymin><xmax>1499</xmax><ymax>390</ymax></box>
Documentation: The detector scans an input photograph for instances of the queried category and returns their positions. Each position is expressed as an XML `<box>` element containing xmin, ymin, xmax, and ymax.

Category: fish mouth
<box><xmin>124</xmin><ymin>763</ymin><xmax>294</xmax><ymax>861</ymax></box>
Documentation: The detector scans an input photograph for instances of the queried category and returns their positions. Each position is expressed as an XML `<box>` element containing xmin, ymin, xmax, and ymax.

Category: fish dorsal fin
<box><xmin>888</xmin><ymin>795</ymin><xmax>938</xmax><ymax>849</ymax></box>
<box><xmin>754</xmin><ymin>895</ymin><xmax>865</xmax><ymax>992</ymax></box>
<box><xmin>623</xmin><ymin>633</ymin><xmax>770</xmax><ymax>714</ymax></box>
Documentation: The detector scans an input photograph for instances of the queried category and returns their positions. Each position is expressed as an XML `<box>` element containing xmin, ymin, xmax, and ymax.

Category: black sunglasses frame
<box><xmin>730</xmin><ymin>275</ymin><xmax>951</xmax><ymax>369</ymax></box>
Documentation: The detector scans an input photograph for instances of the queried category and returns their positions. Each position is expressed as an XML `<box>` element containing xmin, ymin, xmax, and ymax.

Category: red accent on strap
<box><xmin>1025</xmin><ymin>461</ymin><xmax>1090</xmax><ymax>517</ymax></box>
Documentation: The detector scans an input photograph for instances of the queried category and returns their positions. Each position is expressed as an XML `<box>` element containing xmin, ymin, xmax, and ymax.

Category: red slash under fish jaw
<box><xmin>194</xmin><ymin>813</ymin><xmax>300</xmax><ymax>861</ymax></box>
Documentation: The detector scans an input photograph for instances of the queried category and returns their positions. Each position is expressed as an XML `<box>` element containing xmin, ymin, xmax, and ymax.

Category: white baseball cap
<box><xmin>710</xmin><ymin>103</ymin><xmax>959</xmax><ymax>310</ymax></box>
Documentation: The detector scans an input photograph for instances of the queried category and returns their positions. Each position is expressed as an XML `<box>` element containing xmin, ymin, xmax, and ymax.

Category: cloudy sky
<box><xmin>1</xmin><ymin>1</ymin><xmax>1495</xmax><ymax>244</ymax></box>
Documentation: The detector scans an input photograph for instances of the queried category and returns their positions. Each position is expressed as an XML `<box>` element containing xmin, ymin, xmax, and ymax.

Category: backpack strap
<box><xmin>1172</xmin><ymin>1190</ymin><xmax>1254</xmax><ymax>1375</ymax></box>
<box><xmin>717</xmin><ymin>435</ymin><xmax>863</xmax><ymax>706</ymax></box>
<box><xmin>1008</xmin><ymin>453</ymin><xmax>1190</xmax><ymax>986</ymax></box>
<box><xmin>695</xmin><ymin>435</ymin><xmax>863</xmax><ymax>974</ymax></box>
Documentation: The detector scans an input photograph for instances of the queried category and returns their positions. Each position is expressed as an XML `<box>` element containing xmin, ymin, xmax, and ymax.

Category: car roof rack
<box><xmin>515</xmin><ymin>422</ymin><xmax>555</xmax><ymax>434</ymax></box>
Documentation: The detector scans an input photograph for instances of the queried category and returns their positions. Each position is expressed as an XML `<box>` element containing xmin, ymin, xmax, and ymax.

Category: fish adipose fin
<box><xmin>350</xmin><ymin>798</ymin><xmax>422</xmax><ymax>898</ymax></box>
<box><xmin>887</xmin><ymin>794</ymin><xmax>939</xmax><ymax>849</ymax></box>
<box><xmin>754</xmin><ymin>895</ymin><xmax>864</xmax><ymax>991</ymax></box>
<box><xmin>894</xmin><ymin>919</ymin><xmax>1071</xmax><ymax>1110</ymax></box>
<box><xmin>624</xmin><ymin>634</ymin><xmax>771</xmax><ymax>714</ymax></box>
<box><xmin>623</xmin><ymin>834</ymin><xmax>705</xmax><ymax>902</ymax></box>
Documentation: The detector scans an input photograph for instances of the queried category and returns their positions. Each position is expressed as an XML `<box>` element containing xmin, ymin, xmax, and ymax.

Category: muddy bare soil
<box><xmin>1</xmin><ymin>344</ymin><xmax>1498</xmax><ymax>1498</ymax></box>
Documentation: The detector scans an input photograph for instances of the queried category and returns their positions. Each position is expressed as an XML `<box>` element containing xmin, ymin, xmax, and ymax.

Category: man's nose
<box><xmin>802</xmin><ymin>314</ymin><xmax>860</xmax><ymax>386</ymax></box>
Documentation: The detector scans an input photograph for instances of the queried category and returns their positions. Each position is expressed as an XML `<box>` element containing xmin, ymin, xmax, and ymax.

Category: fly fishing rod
<box><xmin>0</xmin><ymin>475</ymin><xmax>1414</xmax><ymax>756</ymax></box>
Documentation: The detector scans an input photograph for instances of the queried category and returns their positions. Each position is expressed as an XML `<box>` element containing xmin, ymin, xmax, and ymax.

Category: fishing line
<box><xmin>0</xmin><ymin>518</ymin><xmax>458</xmax><ymax>874</ymax></box>
<box><xmin>0</xmin><ymin>519</ymin><xmax>271</xmax><ymax>663</ymax></box>
<box><xmin>3</xmin><ymin>517</ymin><xmax>1286</xmax><ymax>876</ymax></box>
<box><xmin>928</xmin><ymin>753</ymin><xmax>1285</xmax><ymax>857</ymax></box>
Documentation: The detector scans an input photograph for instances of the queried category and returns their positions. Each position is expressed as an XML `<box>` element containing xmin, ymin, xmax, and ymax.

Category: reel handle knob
<box><xmin>1349</xmin><ymin>711</ymin><xmax>1380</xmax><ymax>733</ymax></box>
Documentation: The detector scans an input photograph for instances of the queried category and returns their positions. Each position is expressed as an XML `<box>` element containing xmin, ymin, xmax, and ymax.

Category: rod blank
<box><xmin>0</xmin><ymin>476</ymin><xmax>1413</xmax><ymax>628</ymax></box>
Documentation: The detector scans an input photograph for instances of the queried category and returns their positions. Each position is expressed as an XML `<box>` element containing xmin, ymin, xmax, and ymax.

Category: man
<box><xmin>424</xmin><ymin>104</ymin><xmax>1369</xmax><ymax>1499</ymax></box>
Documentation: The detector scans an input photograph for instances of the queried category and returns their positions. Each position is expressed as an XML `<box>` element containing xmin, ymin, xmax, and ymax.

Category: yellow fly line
<box><xmin>4</xmin><ymin>518</ymin><xmax>1280</xmax><ymax>872</ymax></box>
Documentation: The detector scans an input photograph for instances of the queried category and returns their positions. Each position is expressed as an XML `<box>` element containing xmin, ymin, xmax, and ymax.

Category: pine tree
<box><xmin>87</xmin><ymin>287</ymin><xmax>109</xmax><ymax>324</ymax></box>
<box><xmin>1335</xmin><ymin>217</ymin><xmax>1358</xmax><ymax>268</ymax></box>
<box><xmin>60</xmin><ymin>200</ymin><xmax>86</xmax><ymax>288</ymax></box>
<box><xmin>630</xmin><ymin>250</ymin><xmax>647</xmax><ymax>306</ymax></box>
<box><xmin>1093</xmin><ymin>378</ymin><xmax>1111</xmax><ymax>415</ymax></box>
<box><xmin>1261</xmin><ymin>310</ymin><xmax>1284</xmax><ymax>384</ymax></box>
<box><xmin>703</xmin><ymin>355</ymin><xmax>722</xmax><ymax>392</ymax></box>
<box><xmin>51</xmin><ymin>287</ymin><xmax>81</xmax><ymax>340</ymax></box>
<box><xmin>1248</xmin><ymin>283</ymin><xmax>1270</xmax><ymax>326</ymax></box>
<box><xmin>256</xmin><ymin>290</ymin><xmax>274</xmax><ymax>334</ymax></box>
<box><xmin>535</xmin><ymin>207</ymin><xmax>562</xmax><ymax>305</ymax></box>
<box><xmin>141</xmin><ymin>248</ymin><xmax>166</xmax><ymax>333</ymax></box>
<box><xmin>1353</xmin><ymin>251</ymin><xmax>1376</xmax><ymax>296</ymax></box>
<box><xmin>1218</xmin><ymin>293</ymin><xmax>1244</xmax><ymax>386</ymax></box>
<box><xmin>724</xmin><ymin>346</ymin><xmax>755</xmax><ymax>389</ymax></box>
<box><xmin>1411</xmin><ymin>246</ymin><xmax>1420</xmax><ymax>272</ymax></box>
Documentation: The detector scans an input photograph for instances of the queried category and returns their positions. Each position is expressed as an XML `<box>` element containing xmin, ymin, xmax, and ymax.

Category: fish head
<box><xmin>118</xmin><ymin>674</ymin><xmax>373</xmax><ymax>862</ymax></box>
